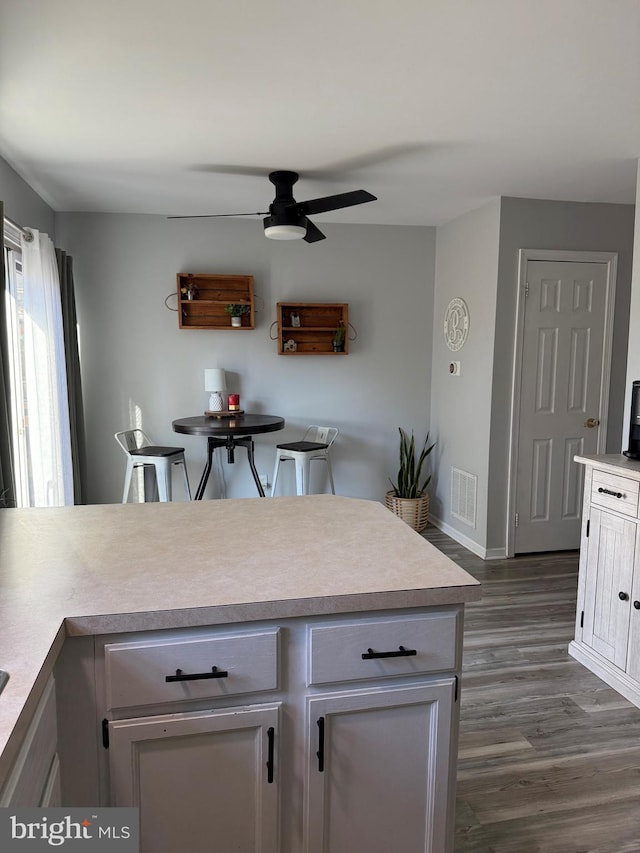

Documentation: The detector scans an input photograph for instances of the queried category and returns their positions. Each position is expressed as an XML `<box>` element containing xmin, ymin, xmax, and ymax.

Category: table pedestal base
<box><xmin>195</xmin><ymin>435</ymin><xmax>265</xmax><ymax>499</ymax></box>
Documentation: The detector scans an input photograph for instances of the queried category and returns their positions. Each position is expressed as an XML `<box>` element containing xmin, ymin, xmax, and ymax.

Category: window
<box><xmin>3</xmin><ymin>219</ymin><xmax>73</xmax><ymax>507</ymax></box>
<box><xmin>3</xmin><ymin>220</ymin><xmax>31</xmax><ymax>506</ymax></box>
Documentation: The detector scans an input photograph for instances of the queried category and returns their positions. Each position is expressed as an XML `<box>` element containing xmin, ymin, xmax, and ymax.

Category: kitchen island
<box><xmin>0</xmin><ymin>495</ymin><xmax>480</xmax><ymax>852</ymax></box>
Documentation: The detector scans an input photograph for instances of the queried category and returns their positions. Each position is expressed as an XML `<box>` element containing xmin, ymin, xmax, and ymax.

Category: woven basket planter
<box><xmin>384</xmin><ymin>491</ymin><xmax>430</xmax><ymax>533</ymax></box>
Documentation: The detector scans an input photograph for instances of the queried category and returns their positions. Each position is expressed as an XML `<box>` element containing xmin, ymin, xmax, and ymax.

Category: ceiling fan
<box><xmin>168</xmin><ymin>170</ymin><xmax>377</xmax><ymax>243</ymax></box>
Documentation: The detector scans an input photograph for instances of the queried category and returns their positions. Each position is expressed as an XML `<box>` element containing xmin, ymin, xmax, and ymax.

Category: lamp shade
<box><xmin>204</xmin><ymin>368</ymin><xmax>226</xmax><ymax>393</ymax></box>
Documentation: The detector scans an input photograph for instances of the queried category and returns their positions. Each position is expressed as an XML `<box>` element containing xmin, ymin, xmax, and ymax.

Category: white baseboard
<box><xmin>429</xmin><ymin>515</ymin><xmax>507</xmax><ymax>560</ymax></box>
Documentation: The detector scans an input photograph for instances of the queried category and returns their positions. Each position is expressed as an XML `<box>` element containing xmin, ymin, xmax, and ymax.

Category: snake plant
<box><xmin>389</xmin><ymin>428</ymin><xmax>436</xmax><ymax>498</ymax></box>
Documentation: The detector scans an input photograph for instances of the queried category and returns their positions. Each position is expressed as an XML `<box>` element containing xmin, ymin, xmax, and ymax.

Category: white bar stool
<box><xmin>115</xmin><ymin>429</ymin><xmax>191</xmax><ymax>502</ymax></box>
<box><xmin>271</xmin><ymin>426</ymin><xmax>338</xmax><ymax>496</ymax></box>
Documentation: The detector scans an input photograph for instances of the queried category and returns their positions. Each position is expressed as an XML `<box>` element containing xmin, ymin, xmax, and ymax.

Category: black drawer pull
<box><xmin>598</xmin><ymin>487</ymin><xmax>624</xmax><ymax>499</ymax></box>
<box><xmin>266</xmin><ymin>726</ymin><xmax>275</xmax><ymax>784</ymax></box>
<box><xmin>619</xmin><ymin>591</ymin><xmax>630</xmax><ymax>602</ymax></box>
<box><xmin>362</xmin><ymin>645</ymin><xmax>417</xmax><ymax>660</ymax></box>
<box><xmin>317</xmin><ymin>717</ymin><xmax>325</xmax><ymax>773</ymax></box>
<box><xmin>165</xmin><ymin>666</ymin><xmax>228</xmax><ymax>682</ymax></box>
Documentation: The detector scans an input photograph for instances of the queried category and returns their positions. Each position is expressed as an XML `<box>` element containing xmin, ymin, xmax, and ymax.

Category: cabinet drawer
<box><xmin>591</xmin><ymin>470</ymin><xmax>639</xmax><ymax>517</ymax></box>
<box><xmin>105</xmin><ymin>628</ymin><xmax>279</xmax><ymax>710</ymax></box>
<box><xmin>307</xmin><ymin>612</ymin><xmax>458</xmax><ymax>686</ymax></box>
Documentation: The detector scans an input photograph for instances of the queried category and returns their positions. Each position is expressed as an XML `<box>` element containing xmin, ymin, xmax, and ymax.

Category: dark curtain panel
<box><xmin>0</xmin><ymin>201</ymin><xmax>17</xmax><ymax>507</ymax></box>
<box><xmin>56</xmin><ymin>248</ymin><xmax>87</xmax><ymax>504</ymax></box>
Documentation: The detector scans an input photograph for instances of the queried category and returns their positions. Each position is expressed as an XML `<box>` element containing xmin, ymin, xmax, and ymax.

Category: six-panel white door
<box><xmin>303</xmin><ymin>680</ymin><xmax>455</xmax><ymax>853</ymax></box>
<box><xmin>516</xmin><ymin>259</ymin><xmax>609</xmax><ymax>553</ymax></box>
<box><xmin>109</xmin><ymin>703</ymin><xmax>280</xmax><ymax>853</ymax></box>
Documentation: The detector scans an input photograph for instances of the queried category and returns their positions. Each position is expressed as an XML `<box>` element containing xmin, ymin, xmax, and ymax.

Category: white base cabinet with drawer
<box><xmin>570</xmin><ymin>455</ymin><xmax>640</xmax><ymax>707</ymax></box>
<box><xmin>103</xmin><ymin>627</ymin><xmax>281</xmax><ymax>852</ymax></box>
<box><xmin>96</xmin><ymin>607</ymin><xmax>463</xmax><ymax>853</ymax></box>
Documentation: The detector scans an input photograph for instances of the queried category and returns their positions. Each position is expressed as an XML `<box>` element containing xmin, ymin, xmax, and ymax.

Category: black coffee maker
<box><xmin>624</xmin><ymin>380</ymin><xmax>640</xmax><ymax>459</ymax></box>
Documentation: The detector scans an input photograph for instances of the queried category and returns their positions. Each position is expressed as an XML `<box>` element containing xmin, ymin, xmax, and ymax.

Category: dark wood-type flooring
<box><xmin>422</xmin><ymin>527</ymin><xmax>640</xmax><ymax>853</ymax></box>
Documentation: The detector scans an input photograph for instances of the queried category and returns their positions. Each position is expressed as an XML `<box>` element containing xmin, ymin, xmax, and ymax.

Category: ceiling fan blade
<box><xmin>167</xmin><ymin>212</ymin><xmax>268</xmax><ymax>219</ymax></box>
<box><xmin>303</xmin><ymin>220</ymin><xmax>326</xmax><ymax>243</ymax></box>
<box><xmin>188</xmin><ymin>164</ymin><xmax>272</xmax><ymax>177</ymax></box>
<box><xmin>302</xmin><ymin>143</ymin><xmax>437</xmax><ymax>179</ymax></box>
<box><xmin>292</xmin><ymin>189</ymin><xmax>376</xmax><ymax>217</ymax></box>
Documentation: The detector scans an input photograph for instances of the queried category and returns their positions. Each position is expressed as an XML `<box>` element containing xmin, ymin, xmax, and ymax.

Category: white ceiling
<box><xmin>1</xmin><ymin>0</ymin><xmax>639</xmax><ymax>227</ymax></box>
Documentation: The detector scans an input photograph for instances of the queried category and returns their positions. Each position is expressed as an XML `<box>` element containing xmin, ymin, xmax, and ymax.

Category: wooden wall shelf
<box><xmin>276</xmin><ymin>302</ymin><xmax>349</xmax><ymax>355</ymax></box>
<box><xmin>177</xmin><ymin>273</ymin><xmax>255</xmax><ymax>330</ymax></box>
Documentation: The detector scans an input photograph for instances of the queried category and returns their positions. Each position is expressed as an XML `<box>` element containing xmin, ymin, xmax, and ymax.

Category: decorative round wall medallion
<box><xmin>444</xmin><ymin>298</ymin><xmax>470</xmax><ymax>351</ymax></box>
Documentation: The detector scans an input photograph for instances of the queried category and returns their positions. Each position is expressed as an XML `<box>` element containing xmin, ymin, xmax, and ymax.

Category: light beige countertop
<box><xmin>0</xmin><ymin>494</ymin><xmax>480</xmax><ymax>782</ymax></box>
<box><xmin>575</xmin><ymin>453</ymin><xmax>640</xmax><ymax>478</ymax></box>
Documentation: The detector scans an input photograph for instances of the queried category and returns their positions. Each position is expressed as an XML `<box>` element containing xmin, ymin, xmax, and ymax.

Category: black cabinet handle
<box><xmin>165</xmin><ymin>666</ymin><xmax>228</xmax><ymax>682</ymax></box>
<box><xmin>317</xmin><ymin>717</ymin><xmax>325</xmax><ymax>773</ymax></box>
<box><xmin>619</xmin><ymin>592</ymin><xmax>629</xmax><ymax>602</ymax></box>
<box><xmin>634</xmin><ymin>601</ymin><xmax>640</xmax><ymax>610</ymax></box>
<box><xmin>598</xmin><ymin>487</ymin><xmax>623</xmax><ymax>499</ymax></box>
<box><xmin>266</xmin><ymin>726</ymin><xmax>275</xmax><ymax>784</ymax></box>
<box><xmin>362</xmin><ymin>645</ymin><xmax>417</xmax><ymax>660</ymax></box>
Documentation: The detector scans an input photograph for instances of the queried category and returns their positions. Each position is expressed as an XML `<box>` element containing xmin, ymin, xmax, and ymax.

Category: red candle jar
<box><xmin>228</xmin><ymin>394</ymin><xmax>240</xmax><ymax>411</ymax></box>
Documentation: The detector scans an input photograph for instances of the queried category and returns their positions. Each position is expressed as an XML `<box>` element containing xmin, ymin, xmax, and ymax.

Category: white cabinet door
<box><xmin>0</xmin><ymin>677</ymin><xmax>57</xmax><ymax>807</ymax></box>
<box><xmin>626</xmin><ymin>525</ymin><xmax>640</xmax><ymax>682</ymax></box>
<box><xmin>303</xmin><ymin>680</ymin><xmax>455</xmax><ymax>853</ymax></box>
<box><xmin>40</xmin><ymin>754</ymin><xmax>61</xmax><ymax>807</ymax></box>
<box><xmin>109</xmin><ymin>703</ymin><xmax>280</xmax><ymax>853</ymax></box>
<box><xmin>583</xmin><ymin>508</ymin><xmax>636</xmax><ymax>668</ymax></box>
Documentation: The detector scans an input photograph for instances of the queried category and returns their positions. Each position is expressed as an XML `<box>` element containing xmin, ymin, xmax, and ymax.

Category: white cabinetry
<box><xmin>0</xmin><ymin>677</ymin><xmax>60</xmax><ymax>807</ymax></box>
<box><xmin>303</xmin><ymin>611</ymin><xmax>458</xmax><ymax>852</ymax></box>
<box><xmin>100</xmin><ymin>608</ymin><xmax>463</xmax><ymax>853</ymax></box>
<box><xmin>582</xmin><ymin>508</ymin><xmax>636</xmax><ymax>668</ymax></box>
<box><xmin>570</xmin><ymin>456</ymin><xmax>640</xmax><ymax>707</ymax></box>
<box><xmin>104</xmin><ymin>628</ymin><xmax>280</xmax><ymax>853</ymax></box>
<box><xmin>110</xmin><ymin>705</ymin><xmax>279</xmax><ymax>853</ymax></box>
<box><xmin>304</xmin><ymin>681</ymin><xmax>454</xmax><ymax>853</ymax></box>
<box><xmin>103</xmin><ymin>628</ymin><xmax>280</xmax><ymax>710</ymax></box>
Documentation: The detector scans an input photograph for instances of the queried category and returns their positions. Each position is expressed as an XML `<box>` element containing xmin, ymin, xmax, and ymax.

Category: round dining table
<box><xmin>172</xmin><ymin>414</ymin><xmax>285</xmax><ymax>499</ymax></box>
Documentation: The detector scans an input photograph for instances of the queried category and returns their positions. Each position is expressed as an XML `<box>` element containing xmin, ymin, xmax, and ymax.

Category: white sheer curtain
<box><xmin>21</xmin><ymin>230</ymin><xmax>73</xmax><ymax>506</ymax></box>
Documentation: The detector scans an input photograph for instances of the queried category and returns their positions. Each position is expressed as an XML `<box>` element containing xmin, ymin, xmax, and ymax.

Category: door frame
<box><xmin>505</xmin><ymin>249</ymin><xmax>618</xmax><ymax>557</ymax></box>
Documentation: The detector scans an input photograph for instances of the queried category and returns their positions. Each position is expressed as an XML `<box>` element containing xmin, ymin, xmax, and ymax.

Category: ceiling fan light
<box><xmin>264</xmin><ymin>223</ymin><xmax>306</xmax><ymax>240</ymax></box>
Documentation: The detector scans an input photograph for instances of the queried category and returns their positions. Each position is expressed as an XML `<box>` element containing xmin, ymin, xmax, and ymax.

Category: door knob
<box><xmin>634</xmin><ymin>601</ymin><xmax>640</xmax><ymax>610</ymax></box>
<box><xmin>584</xmin><ymin>418</ymin><xmax>600</xmax><ymax>428</ymax></box>
<box><xmin>619</xmin><ymin>591</ymin><xmax>629</xmax><ymax>601</ymax></box>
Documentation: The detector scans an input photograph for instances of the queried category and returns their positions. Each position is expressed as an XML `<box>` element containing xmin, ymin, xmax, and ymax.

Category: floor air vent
<box><xmin>451</xmin><ymin>467</ymin><xmax>477</xmax><ymax>527</ymax></box>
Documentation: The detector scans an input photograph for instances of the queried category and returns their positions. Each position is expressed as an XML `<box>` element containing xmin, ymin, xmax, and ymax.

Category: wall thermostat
<box><xmin>449</xmin><ymin>361</ymin><xmax>461</xmax><ymax>376</ymax></box>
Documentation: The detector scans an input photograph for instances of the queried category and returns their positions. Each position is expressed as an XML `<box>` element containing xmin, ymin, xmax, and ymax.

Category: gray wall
<box><xmin>488</xmin><ymin>197</ymin><xmax>635</xmax><ymax>552</ymax></box>
<box><xmin>430</xmin><ymin>196</ymin><xmax>635</xmax><ymax>557</ymax></box>
<box><xmin>0</xmin><ymin>156</ymin><xmax>55</xmax><ymax>235</ymax></box>
<box><xmin>5</xmin><ymin>152</ymin><xmax>636</xmax><ymax>551</ymax></box>
<box><xmin>624</xmin><ymin>161</ymin><xmax>640</xmax><ymax>433</ymax></box>
<box><xmin>430</xmin><ymin>199</ymin><xmax>502</xmax><ymax>553</ymax></box>
<box><xmin>55</xmin><ymin>213</ymin><xmax>436</xmax><ymax>504</ymax></box>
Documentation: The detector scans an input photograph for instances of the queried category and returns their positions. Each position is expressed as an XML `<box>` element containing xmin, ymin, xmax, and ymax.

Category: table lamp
<box><xmin>204</xmin><ymin>368</ymin><xmax>226</xmax><ymax>412</ymax></box>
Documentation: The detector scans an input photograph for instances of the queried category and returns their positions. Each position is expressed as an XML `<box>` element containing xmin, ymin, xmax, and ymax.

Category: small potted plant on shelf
<box><xmin>332</xmin><ymin>321</ymin><xmax>346</xmax><ymax>352</ymax></box>
<box><xmin>385</xmin><ymin>428</ymin><xmax>436</xmax><ymax>532</ymax></box>
<box><xmin>180</xmin><ymin>278</ymin><xmax>199</xmax><ymax>300</ymax></box>
<box><xmin>225</xmin><ymin>303</ymin><xmax>251</xmax><ymax>327</ymax></box>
